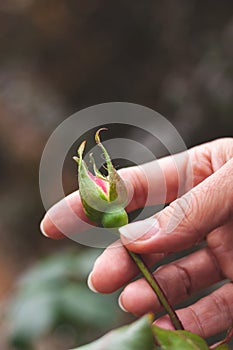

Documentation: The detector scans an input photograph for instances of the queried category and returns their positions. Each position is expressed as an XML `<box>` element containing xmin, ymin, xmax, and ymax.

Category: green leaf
<box><xmin>153</xmin><ymin>326</ymin><xmax>209</xmax><ymax>350</ymax></box>
<box><xmin>71</xmin><ymin>315</ymin><xmax>154</xmax><ymax>350</ymax></box>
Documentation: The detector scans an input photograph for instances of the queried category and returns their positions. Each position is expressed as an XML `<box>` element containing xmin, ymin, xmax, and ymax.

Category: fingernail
<box><xmin>40</xmin><ymin>218</ymin><xmax>49</xmax><ymax>238</ymax></box>
<box><xmin>118</xmin><ymin>295</ymin><xmax>128</xmax><ymax>313</ymax></box>
<box><xmin>119</xmin><ymin>217</ymin><xmax>160</xmax><ymax>243</ymax></box>
<box><xmin>87</xmin><ymin>272</ymin><xmax>98</xmax><ymax>293</ymax></box>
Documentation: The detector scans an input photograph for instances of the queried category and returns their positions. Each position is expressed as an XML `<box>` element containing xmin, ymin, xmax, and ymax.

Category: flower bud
<box><xmin>73</xmin><ymin>129</ymin><xmax>128</xmax><ymax>228</ymax></box>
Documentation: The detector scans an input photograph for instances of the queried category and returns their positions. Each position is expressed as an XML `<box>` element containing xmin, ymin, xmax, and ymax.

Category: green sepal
<box><xmin>74</xmin><ymin>129</ymin><xmax>128</xmax><ymax>225</ymax></box>
<box><xmin>95</xmin><ymin>128</ymin><xmax>128</xmax><ymax>205</ymax></box>
<box><xmin>89</xmin><ymin>153</ymin><xmax>108</xmax><ymax>181</ymax></box>
<box><xmin>73</xmin><ymin>141</ymin><xmax>109</xmax><ymax>223</ymax></box>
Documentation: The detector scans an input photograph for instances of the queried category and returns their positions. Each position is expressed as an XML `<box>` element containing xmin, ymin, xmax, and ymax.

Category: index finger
<box><xmin>40</xmin><ymin>139</ymin><xmax>216</xmax><ymax>239</ymax></box>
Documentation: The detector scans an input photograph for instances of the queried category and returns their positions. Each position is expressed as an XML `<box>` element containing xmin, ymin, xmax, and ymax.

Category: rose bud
<box><xmin>73</xmin><ymin>129</ymin><xmax>128</xmax><ymax>228</ymax></box>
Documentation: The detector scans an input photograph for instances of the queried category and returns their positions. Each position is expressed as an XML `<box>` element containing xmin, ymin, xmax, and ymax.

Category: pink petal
<box><xmin>88</xmin><ymin>171</ymin><xmax>108</xmax><ymax>195</ymax></box>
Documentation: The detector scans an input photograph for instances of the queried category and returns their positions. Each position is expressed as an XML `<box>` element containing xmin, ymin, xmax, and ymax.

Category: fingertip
<box><xmin>40</xmin><ymin>218</ymin><xmax>49</xmax><ymax>238</ymax></box>
<box><xmin>87</xmin><ymin>272</ymin><xmax>99</xmax><ymax>293</ymax></box>
<box><xmin>40</xmin><ymin>214</ymin><xmax>65</xmax><ymax>239</ymax></box>
<box><xmin>118</xmin><ymin>295</ymin><xmax>128</xmax><ymax>313</ymax></box>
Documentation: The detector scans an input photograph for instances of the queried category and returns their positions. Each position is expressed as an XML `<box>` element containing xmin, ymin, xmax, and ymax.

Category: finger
<box><xmin>207</xmin><ymin>221</ymin><xmax>233</xmax><ymax>280</ymax></box>
<box><xmin>88</xmin><ymin>222</ymin><xmax>230</xmax><ymax>295</ymax></box>
<box><xmin>112</xmin><ymin>137</ymin><xmax>233</xmax><ymax>211</ymax></box>
<box><xmin>88</xmin><ymin>240</ymin><xmax>165</xmax><ymax>293</ymax></box>
<box><xmin>118</xmin><ymin>247</ymin><xmax>223</xmax><ymax>316</ymax></box>
<box><xmin>40</xmin><ymin>150</ymin><xmax>190</xmax><ymax>239</ymax></box>
<box><xmin>119</xmin><ymin>139</ymin><xmax>212</xmax><ymax>211</ymax></box>
<box><xmin>40</xmin><ymin>191</ymin><xmax>94</xmax><ymax>239</ymax></box>
<box><xmin>155</xmin><ymin>282</ymin><xmax>233</xmax><ymax>338</ymax></box>
<box><xmin>120</xmin><ymin>158</ymin><xmax>233</xmax><ymax>254</ymax></box>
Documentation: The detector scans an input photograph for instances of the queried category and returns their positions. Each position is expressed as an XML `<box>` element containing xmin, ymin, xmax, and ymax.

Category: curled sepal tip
<box><xmin>95</xmin><ymin>127</ymin><xmax>108</xmax><ymax>144</ymax></box>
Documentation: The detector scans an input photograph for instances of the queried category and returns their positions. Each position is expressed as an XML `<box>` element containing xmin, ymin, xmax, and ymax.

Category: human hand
<box><xmin>40</xmin><ymin>138</ymin><xmax>233</xmax><ymax>339</ymax></box>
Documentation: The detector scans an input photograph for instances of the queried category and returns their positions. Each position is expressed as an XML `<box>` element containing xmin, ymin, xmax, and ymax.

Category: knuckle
<box><xmin>173</xmin><ymin>263</ymin><xmax>192</xmax><ymax>297</ymax></box>
<box><xmin>188</xmin><ymin>146</ymin><xmax>212</xmax><ymax>188</ymax></box>
<box><xmin>120</xmin><ymin>167</ymin><xmax>148</xmax><ymax>210</ymax></box>
<box><xmin>165</xmin><ymin>192</ymin><xmax>202</xmax><ymax>242</ymax></box>
<box><xmin>188</xmin><ymin>306</ymin><xmax>206</xmax><ymax>337</ymax></box>
<box><xmin>211</xmin><ymin>289</ymin><xmax>233</xmax><ymax>327</ymax></box>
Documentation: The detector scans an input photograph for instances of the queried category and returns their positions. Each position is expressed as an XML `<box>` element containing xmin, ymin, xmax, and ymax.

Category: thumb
<box><xmin>119</xmin><ymin>159</ymin><xmax>233</xmax><ymax>254</ymax></box>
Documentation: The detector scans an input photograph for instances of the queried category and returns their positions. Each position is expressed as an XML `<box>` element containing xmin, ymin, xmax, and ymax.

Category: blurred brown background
<box><xmin>0</xmin><ymin>0</ymin><xmax>232</xmax><ymax>349</ymax></box>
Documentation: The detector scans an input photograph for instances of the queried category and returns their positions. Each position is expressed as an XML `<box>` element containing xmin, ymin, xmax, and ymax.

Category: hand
<box><xmin>40</xmin><ymin>138</ymin><xmax>233</xmax><ymax>338</ymax></box>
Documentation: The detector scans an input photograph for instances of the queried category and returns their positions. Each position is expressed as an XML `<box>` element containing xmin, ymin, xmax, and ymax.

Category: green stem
<box><xmin>127</xmin><ymin>250</ymin><xmax>184</xmax><ymax>330</ymax></box>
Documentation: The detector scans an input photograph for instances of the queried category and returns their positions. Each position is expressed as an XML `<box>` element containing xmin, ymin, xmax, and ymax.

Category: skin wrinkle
<box><xmin>153</xmin><ymin>267</ymin><xmax>170</xmax><ymax>301</ymax></box>
<box><xmin>211</xmin><ymin>292</ymin><xmax>233</xmax><ymax>331</ymax></box>
<box><xmin>188</xmin><ymin>305</ymin><xmax>206</xmax><ymax>337</ymax></box>
<box><xmin>187</xmin><ymin>146</ymin><xmax>213</xmax><ymax>189</ymax></box>
<box><xmin>155</xmin><ymin>264</ymin><xmax>188</xmax><ymax>304</ymax></box>
<box><xmin>162</xmin><ymin>192</ymin><xmax>202</xmax><ymax>245</ymax></box>
<box><xmin>212</xmin><ymin>170</ymin><xmax>233</xmax><ymax>222</ymax></box>
<box><xmin>180</xmin><ymin>192</ymin><xmax>202</xmax><ymax>242</ymax></box>
<box><xmin>188</xmin><ymin>190</ymin><xmax>212</xmax><ymax>245</ymax></box>
<box><xmin>219</xmin><ymin>162</ymin><xmax>233</xmax><ymax>222</ymax></box>
<box><xmin>208</xmin><ymin>229</ymin><xmax>231</xmax><ymax>261</ymax></box>
<box><xmin>207</xmin><ymin>225</ymin><xmax>233</xmax><ymax>282</ymax></box>
<box><xmin>206</xmin><ymin>248</ymin><xmax>224</xmax><ymax>281</ymax></box>
<box><xmin>211</xmin><ymin>138</ymin><xmax>233</xmax><ymax>171</ymax></box>
<box><xmin>173</xmin><ymin>263</ymin><xmax>192</xmax><ymax>297</ymax></box>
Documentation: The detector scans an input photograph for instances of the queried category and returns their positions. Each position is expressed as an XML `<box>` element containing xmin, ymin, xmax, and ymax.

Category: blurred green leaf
<box><xmin>9</xmin><ymin>287</ymin><xmax>58</xmax><ymax>346</ymax></box>
<box><xmin>153</xmin><ymin>326</ymin><xmax>209</xmax><ymax>350</ymax></box>
<box><xmin>8</xmin><ymin>249</ymin><xmax>122</xmax><ymax>348</ymax></box>
<box><xmin>18</xmin><ymin>249</ymin><xmax>101</xmax><ymax>288</ymax></box>
<box><xmin>60</xmin><ymin>283</ymin><xmax>119</xmax><ymax>327</ymax></box>
<box><xmin>71</xmin><ymin>315</ymin><xmax>154</xmax><ymax>350</ymax></box>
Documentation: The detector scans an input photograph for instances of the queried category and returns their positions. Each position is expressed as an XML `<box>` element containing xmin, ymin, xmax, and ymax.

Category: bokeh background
<box><xmin>0</xmin><ymin>1</ymin><xmax>233</xmax><ymax>349</ymax></box>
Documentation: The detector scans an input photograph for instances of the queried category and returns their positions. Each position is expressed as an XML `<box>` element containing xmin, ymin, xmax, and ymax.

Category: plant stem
<box><xmin>127</xmin><ymin>250</ymin><xmax>184</xmax><ymax>330</ymax></box>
